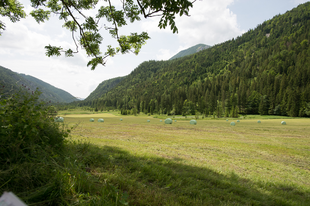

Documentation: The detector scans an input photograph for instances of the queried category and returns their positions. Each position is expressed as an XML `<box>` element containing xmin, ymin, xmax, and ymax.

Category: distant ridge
<box><xmin>0</xmin><ymin>65</ymin><xmax>78</xmax><ymax>103</ymax></box>
<box><xmin>85</xmin><ymin>76</ymin><xmax>126</xmax><ymax>101</ymax></box>
<box><xmin>169</xmin><ymin>44</ymin><xmax>211</xmax><ymax>60</ymax></box>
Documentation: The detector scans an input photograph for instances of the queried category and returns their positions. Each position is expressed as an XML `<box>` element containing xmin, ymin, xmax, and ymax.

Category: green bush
<box><xmin>0</xmin><ymin>90</ymin><xmax>127</xmax><ymax>205</ymax></box>
<box><xmin>0</xmin><ymin>89</ymin><xmax>69</xmax><ymax>167</ymax></box>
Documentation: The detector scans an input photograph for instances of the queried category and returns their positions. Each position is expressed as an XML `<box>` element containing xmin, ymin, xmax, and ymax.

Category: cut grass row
<box><xmin>63</xmin><ymin>114</ymin><xmax>310</xmax><ymax>205</ymax></box>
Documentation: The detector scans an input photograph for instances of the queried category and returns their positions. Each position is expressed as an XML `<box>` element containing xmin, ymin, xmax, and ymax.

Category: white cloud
<box><xmin>141</xmin><ymin>0</ymin><xmax>244</xmax><ymax>61</ymax></box>
<box><xmin>156</xmin><ymin>49</ymin><xmax>175</xmax><ymax>60</ymax></box>
<box><xmin>175</xmin><ymin>0</ymin><xmax>243</xmax><ymax>47</ymax></box>
<box><xmin>1</xmin><ymin>20</ymin><xmax>71</xmax><ymax>54</ymax></box>
<box><xmin>156</xmin><ymin>45</ymin><xmax>190</xmax><ymax>60</ymax></box>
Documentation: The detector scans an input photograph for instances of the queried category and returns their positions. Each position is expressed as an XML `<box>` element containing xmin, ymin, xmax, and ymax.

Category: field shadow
<box><xmin>69</xmin><ymin>142</ymin><xmax>310</xmax><ymax>206</ymax></box>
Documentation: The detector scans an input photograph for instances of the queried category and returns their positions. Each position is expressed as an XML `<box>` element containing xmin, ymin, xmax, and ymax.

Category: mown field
<box><xmin>63</xmin><ymin>113</ymin><xmax>310</xmax><ymax>205</ymax></box>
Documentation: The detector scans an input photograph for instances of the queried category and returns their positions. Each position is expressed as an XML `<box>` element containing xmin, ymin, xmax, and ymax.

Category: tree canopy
<box><xmin>0</xmin><ymin>0</ymin><xmax>194</xmax><ymax>69</ymax></box>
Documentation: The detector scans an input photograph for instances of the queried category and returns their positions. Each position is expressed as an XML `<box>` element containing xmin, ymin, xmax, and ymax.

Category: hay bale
<box><xmin>230</xmin><ymin>122</ymin><xmax>235</xmax><ymax>126</ymax></box>
<box><xmin>89</xmin><ymin>118</ymin><xmax>94</xmax><ymax>122</ymax></box>
<box><xmin>226</xmin><ymin>119</ymin><xmax>228</xmax><ymax>121</ymax></box>
<box><xmin>98</xmin><ymin>118</ymin><xmax>104</xmax><ymax>122</ymax></box>
<box><xmin>147</xmin><ymin>120</ymin><xmax>150</xmax><ymax>122</ymax></box>
<box><xmin>160</xmin><ymin>120</ymin><xmax>163</xmax><ymax>122</ymax></box>
<box><xmin>54</xmin><ymin>116</ymin><xmax>64</xmax><ymax>122</ymax></box>
<box><xmin>237</xmin><ymin>120</ymin><xmax>240</xmax><ymax>123</ymax></box>
<box><xmin>190</xmin><ymin>120</ymin><xmax>197</xmax><ymax>125</ymax></box>
<box><xmin>165</xmin><ymin>118</ymin><xmax>172</xmax><ymax>124</ymax></box>
<box><xmin>257</xmin><ymin>120</ymin><xmax>261</xmax><ymax>123</ymax></box>
<box><xmin>175</xmin><ymin>120</ymin><xmax>177</xmax><ymax>122</ymax></box>
<box><xmin>281</xmin><ymin>121</ymin><xmax>286</xmax><ymax>125</ymax></box>
<box><xmin>120</xmin><ymin>118</ymin><xmax>123</xmax><ymax>121</ymax></box>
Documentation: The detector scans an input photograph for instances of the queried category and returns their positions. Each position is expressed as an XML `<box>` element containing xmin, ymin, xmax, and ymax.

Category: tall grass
<box><xmin>66</xmin><ymin>114</ymin><xmax>310</xmax><ymax>205</ymax></box>
<box><xmin>0</xmin><ymin>91</ymin><xmax>127</xmax><ymax>205</ymax></box>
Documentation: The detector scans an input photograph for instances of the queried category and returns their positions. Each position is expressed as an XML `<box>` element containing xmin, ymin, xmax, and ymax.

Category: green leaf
<box><xmin>65</xmin><ymin>49</ymin><xmax>74</xmax><ymax>57</ymax></box>
<box><xmin>30</xmin><ymin>9</ymin><xmax>51</xmax><ymax>23</ymax></box>
<box><xmin>45</xmin><ymin>45</ymin><xmax>62</xmax><ymax>57</ymax></box>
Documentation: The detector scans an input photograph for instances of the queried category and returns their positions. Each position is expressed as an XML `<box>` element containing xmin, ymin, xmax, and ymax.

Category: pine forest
<box><xmin>75</xmin><ymin>3</ymin><xmax>310</xmax><ymax>118</ymax></box>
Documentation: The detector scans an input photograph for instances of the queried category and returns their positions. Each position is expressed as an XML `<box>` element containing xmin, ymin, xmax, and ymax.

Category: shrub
<box><xmin>0</xmin><ymin>89</ymin><xmax>69</xmax><ymax>167</ymax></box>
<box><xmin>0</xmin><ymin>90</ymin><xmax>126</xmax><ymax>205</ymax></box>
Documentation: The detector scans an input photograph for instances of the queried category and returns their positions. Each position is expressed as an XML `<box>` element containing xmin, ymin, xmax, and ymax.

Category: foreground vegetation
<box><xmin>1</xmin><ymin>92</ymin><xmax>309</xmax><ymax>205</ymax></box>
<box><xmin>0</xmin><ymin>92</ymin><xmax>128</xmax><ymax>205</ymax></box>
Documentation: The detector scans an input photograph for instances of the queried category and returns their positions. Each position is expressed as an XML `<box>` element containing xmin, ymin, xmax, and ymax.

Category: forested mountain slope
<box><xmin>78</xmin><ymin>2</ymin><xmax>310</xmax><ymax>117</ymax></box>
<box><xmin>85</xmin><ymin>76</ymin><xmax>126</xmax><ymax>101</ymax></box>
<box><xmin>169</xmin><ymin>44</ymin><xmax>211</xmax><ymax>60</ymax></box>
<box><xmin>0</xmin><ymin>66</ymin><xmax>78</xmax><ymax>103</ymax></box>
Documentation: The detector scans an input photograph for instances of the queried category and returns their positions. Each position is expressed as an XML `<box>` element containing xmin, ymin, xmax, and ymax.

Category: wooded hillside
<box><xmin>85</xmin><ymin>76</ymin><xmax>126</xmax><ymax>101</ymax></box>
<box><xmin>0</xmin><ymin>66</ymin><xmax>78</xmax><ymax>103</ymax></box>
<box><xmin>77</xmin><ymin>2</ymin><xmax>310</xmax><ymax>117</ymax></box>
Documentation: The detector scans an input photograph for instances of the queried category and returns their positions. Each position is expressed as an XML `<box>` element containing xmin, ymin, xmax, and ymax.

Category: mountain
<box><xmin>77</xmin><ymin>2</ymin><xmax>310</xmax><ymax>117</ymax></box>
<box><xmin>0</xmin><ymin>66</ymin><xmax>78</xmax><ymax>103</ymax></box>
<box><xmin>169</xmin><ymin>44</ymin><xmax>211</xmax><ymax>60</ymax></box>
<box><xmin>84</xmin><ymin>76</ymin><xmax>126</xmax><ymax>101</ymax></box>
<box><xmin>83</xmin><ymin>44</ymin><xmax>212</xmax><ymax>102</ymax></box>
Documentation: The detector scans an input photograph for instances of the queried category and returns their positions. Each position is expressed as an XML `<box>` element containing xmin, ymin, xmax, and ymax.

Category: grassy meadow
<box><xmin>61</xmin><ymin>113</ymin><xmax>310</xmax><ymax>205</ymax></box>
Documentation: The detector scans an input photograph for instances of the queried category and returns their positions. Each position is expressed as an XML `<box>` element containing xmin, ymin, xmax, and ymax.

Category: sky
<box><xmin>0</xmin><ymin>0</ymin><xmax>309</xmax><ymax>99</ymax></box>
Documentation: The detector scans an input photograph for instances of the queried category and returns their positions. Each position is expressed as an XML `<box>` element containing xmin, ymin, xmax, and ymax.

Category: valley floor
<box><xmin>61</xmin><ymin>113</ymin><xmax>310</xmax><ymax>205</ymax></box>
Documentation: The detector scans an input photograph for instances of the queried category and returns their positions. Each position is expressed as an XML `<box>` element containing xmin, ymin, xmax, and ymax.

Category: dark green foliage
<box><xmin>0</xmin><ymin>65</ymin><xmax>78</xmax><ymax>103</ymax></box>
<box><xmin>0</xmin><ymin>89</ymin><xmax>67</xmax><ymax>166</ymax></box>
<box><xmin>77</xmin><ymin>2</ymin><xmax>310</xmax><ymax>117</ymax></box>
<box><xmin>20</xmin><ymin>73</ymin><xmax>78</xmax><ymax>103</ymax></box>
<box><xmin>0</xmin><ymin>89</ymin><xmax>69</xmax><ymax>204</ymax></box>
<box><xmin>85</xmin><ymin>76</ymin><xmax>125</xmax><ymax>101</ymax></box>
<box><xmin>0</xmin><ymin>0</ymin><xmax>26</xmax><ymax>35</ymax></box>
<box><xmin>0</xmin><ymin>90</ymin><xmax>127</xmax><ymax>205</ymax></box>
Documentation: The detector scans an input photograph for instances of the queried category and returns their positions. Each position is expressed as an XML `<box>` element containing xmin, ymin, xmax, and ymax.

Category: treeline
<box><xmin>73</xmin><ymin>2</ymin><xmax>310</xmax><ymax>117</ymax></box>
